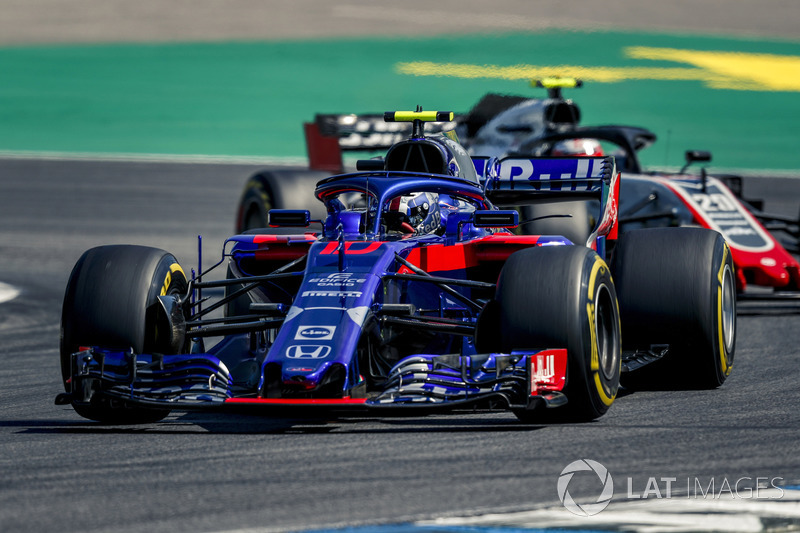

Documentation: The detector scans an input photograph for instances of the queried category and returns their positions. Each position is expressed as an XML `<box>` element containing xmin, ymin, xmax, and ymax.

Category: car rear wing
<box><xmin>475</xmin><ymin>156</ymin><xmax>620</xmax><ymax>244</ymax></box>
<box><xmin>305</xmin><ymin>113</ymin><xmax>459</xmax><ymax>173</ymax></box>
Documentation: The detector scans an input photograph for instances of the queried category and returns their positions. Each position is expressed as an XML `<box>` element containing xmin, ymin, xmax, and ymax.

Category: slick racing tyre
<box><xmin>60</xmin><ymin>245</ymin><xmax>188</xmax><ymax>423</ymax></box>
<box><xmin>611</xmin><ymin>227</ymin><xmax>735</xmax><ymax>389</ymax></box>
<box><xmin>492</xmin><ymin>245</ymin><xmax>621</xmax><ymax>422</ymax></box>
<box><xmin>235</xmin><ymin>170</ymin><xmax>328</xmax><ymax>232</ymax></box>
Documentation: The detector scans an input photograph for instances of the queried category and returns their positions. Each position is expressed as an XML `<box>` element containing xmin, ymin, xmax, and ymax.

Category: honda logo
<box><xmin>286</xmin><ymin>345</ymin><xmax>332</xmax><ymax>359</ymax></box>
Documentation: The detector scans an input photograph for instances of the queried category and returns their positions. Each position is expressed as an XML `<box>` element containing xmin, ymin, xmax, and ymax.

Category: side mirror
<box><xmin>473</xmin><ymin>210</ymin><xmax>519</xmax><ymax>228</ymax></box>
<box><xmin>679</xmin><ymin>150</ymin><xmax>712</xmax><ymax>174</ymax></box>
<box><xmin>356</xmin><ymin>159</ymin><xmax>384</xmax><ymax>171</ymax></box>
<box><xmin>685</xmin><ymin>150</ymin><xmax>712</xmax><ymax>164</ymax></box>
<box><xmin>268</xmin><ymin>209</ymin><xmax>311</xmax><ymax>227</ymax></box>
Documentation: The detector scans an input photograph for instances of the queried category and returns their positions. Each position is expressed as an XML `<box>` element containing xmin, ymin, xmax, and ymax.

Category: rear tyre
<box><xmin>490</xmin><ymin>246</ymin><xmax>621</xmax><ymax>422</ymax></box>
<box><xmin>60</xmin><ymin>245</ymin><xmax>188</xmax><ymax>423</ymax></box>
<box><xmin>611</xmin><ymin>228</ymin><xmax>735</xmax><ymax>389</ymax></box>
<box><xmin>518</xmin><ymin>200</ymin><xmax>596</xmax><ymax>246</ymax></box>
<box><xmin>235</xmin><ymin>170</ymin><xmax>328</xmax><ymax>232</ymax></box>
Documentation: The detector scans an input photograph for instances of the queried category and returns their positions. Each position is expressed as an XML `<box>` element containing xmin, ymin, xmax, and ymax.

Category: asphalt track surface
<box><xmin>2</xmin><ymin>0</ymin><xmax>799</xmax><ymax>44</ymax></box>
<box><xmin>0</xmin><ymin>157</ymin><xmax>799</xmax><ymax>533</ymax></box>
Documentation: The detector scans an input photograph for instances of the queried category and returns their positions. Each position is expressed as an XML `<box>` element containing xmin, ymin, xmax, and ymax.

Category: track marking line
<box><xmin>418</xmin><ymin>488</ymin><xmax>800</xmax><ymax>533</ymax></box>
<box><xmin>0</xmin><ymin>282</ymin><xmax>20</xmax><ymax>304</ymax></box>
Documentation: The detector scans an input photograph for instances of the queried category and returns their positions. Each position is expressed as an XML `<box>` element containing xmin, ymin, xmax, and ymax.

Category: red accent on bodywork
<box><xmin>404</xmin><ymin>242</ymin><xmax>475</xmax><ymax>271</ymax></box>
<box><xmin>252</xmin><ymin>234</ymin><xmax>316</xmax><ymax>244</ymax></box>
<box><xmin>608</xmin><ymin>172</ymin><xmax>620</xmax><ymax>240</ymax></box>
<box><xmin>591</xmin><ymin>170</ymin><xmax>620</xmax><ymax>244</ymax></box>
<box><xmin>661</xmin><ymin>180</ymin><xmax>800</xmax><ymax>290</ymax></box>
<box><xmin>528</xmin><ymin>349</ymin><xmax>568</xmax><ymax>395</ymax></box>
<box><xmin>305</xmin><ymin>122</ymin><xmax>343</xmax><ymax>173</ymax></box>
<box><xmin>243</xmin><ymin>234</ymin><xmax>317</xmax><ymax>261</ymax></box>
<box><xmin>246</xmin><ymin>235</ymin><xmax>546</xmax><ymax>271</ymax></box>
<box><xmin>401</xmin><ymin>235</ymin><xmax>543</xmax><ymax>273</ymax></box>
<box><xmin>226</xmin><ymin>398</ymin><xmax>368</xmax><ymax>405</ymax></box>
<box><xmin>246</xmin><ymin>232</ymin><xmax>549</xmax><ymax>280</ymax></box>
<box><xmin>254</xmin><ymin>250</ymin><xmax>310</xmax><ymax>261</ymax></box>
<box><xmin>319</xmin><ymin>242</ymin><xmax>384</xmax><ymax>255</ymax></box>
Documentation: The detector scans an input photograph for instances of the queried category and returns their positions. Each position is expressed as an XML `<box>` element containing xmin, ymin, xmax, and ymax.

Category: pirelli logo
<box><xmin>301</xmin><ymin>290</ymin><xmax>363</xmax><ymax>298</ymax></box>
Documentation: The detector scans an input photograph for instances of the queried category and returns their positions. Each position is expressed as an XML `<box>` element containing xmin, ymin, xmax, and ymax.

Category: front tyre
<box><xmin>60</xmin><ymin>245</ymin><xmax>188</xmax><ymax>423</ymax></box>
<box><xmin>492</xmin><ymin>246</ymin><xmax>621</xmax><ymax>422</ymax></box>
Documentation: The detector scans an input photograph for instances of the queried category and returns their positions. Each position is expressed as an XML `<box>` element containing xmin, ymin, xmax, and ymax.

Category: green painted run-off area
<box><xmin>1</xmin><ymin>30</ymin><xmax>799</xmax><ymax>172</ymax></box>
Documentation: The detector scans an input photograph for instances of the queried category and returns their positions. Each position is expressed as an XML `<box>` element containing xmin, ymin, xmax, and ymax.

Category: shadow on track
<box><xmin>4</xmin><ymin>413</ymin><xmax>549</xmax><ymax>435</ymax></box>
<box><xmin>736</xmin><ymin>302</ymin><xmax>800</xmax><ymax>316</ymax></box>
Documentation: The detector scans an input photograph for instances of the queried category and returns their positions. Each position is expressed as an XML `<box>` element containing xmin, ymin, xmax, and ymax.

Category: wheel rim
<box><xmin>721</xmin><ymin>264</ymin><xmax>736</xmax><ymax>353</ymax></box>
<box><xmin>595</xmin><ymin>283</ymin><xmax>620</xmax><ymax>381</ymax></box>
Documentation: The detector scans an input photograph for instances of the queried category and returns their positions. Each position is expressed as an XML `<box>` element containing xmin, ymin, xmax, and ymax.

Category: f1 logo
<box><xmin>286</xmin><ymin>345</ymin><xmax>332</xmax><ymax>359</ymax></box>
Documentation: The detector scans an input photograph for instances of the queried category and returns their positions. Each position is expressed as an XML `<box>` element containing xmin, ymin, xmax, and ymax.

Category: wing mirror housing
<box><xmin>268</xmin><ymin>209</ymin><xmax>311</xmax><ymax>227</ymax></box>
<box><xmin>473</xmin><ymin>210</ymin><xmax>519</xmax><ymax>228</ymax></box>
<box><xmin>356</xmin><ymin>159</ymin><xmax>385</xmax><ymax>171</ymax></box>
<box><xmin>679</xmin><ymin>150</ymin><xmax>712</xmax><ymax>174</ymax></box>
<box><xmin>686</xmin><ymin>150</ymin><xmax>712</xmax><ymax>163</ymax></box>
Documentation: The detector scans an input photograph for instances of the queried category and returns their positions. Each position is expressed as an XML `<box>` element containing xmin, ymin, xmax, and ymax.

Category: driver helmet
<box><xmin>552</xmin><ymin>138</ymin><xmax>604</xmax><ymax>157</ymax></box>
<box><xmin>397</xmin><ymin>192</ymin><xmax>443</xmax><ymax>234</ymax></box>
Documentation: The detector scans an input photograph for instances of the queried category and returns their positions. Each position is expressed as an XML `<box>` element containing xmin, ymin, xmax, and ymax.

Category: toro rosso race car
<box><xmin>58</xmin><ymin>111</ymin><xmax>735</xmax><ymax>425</ymax></box>
<box><xmin>238</xmin><ymin>80</ymin><xmax>798</xmax><ymax>298</ymax></box>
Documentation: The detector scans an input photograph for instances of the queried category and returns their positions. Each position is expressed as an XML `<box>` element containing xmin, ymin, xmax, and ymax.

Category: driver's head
<box><xmin>394</xmin><ymin>192</ymin><xmax>443</xmax><ymax>234</ymax></box>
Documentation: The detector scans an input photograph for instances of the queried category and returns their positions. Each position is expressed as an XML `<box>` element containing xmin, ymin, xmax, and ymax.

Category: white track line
<box><xmin>419</xmin><ymin>488</ymin><xmax>800</xmax><ymax>533</ymax></box>
<box><xmin>0</xmin><ymin>282</ymin><xmax>20</xmax><ymax>304</ymax></box>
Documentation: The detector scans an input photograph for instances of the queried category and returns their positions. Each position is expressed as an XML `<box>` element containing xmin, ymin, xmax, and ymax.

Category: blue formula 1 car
<box><xmin>57</xmin><ymin>111</ymin><xmax>735</xmax><ymax>425</ymax></box>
